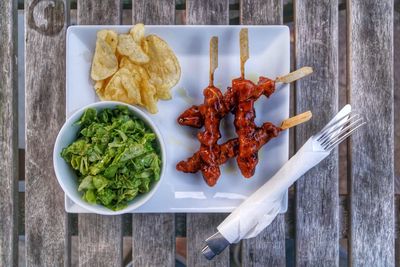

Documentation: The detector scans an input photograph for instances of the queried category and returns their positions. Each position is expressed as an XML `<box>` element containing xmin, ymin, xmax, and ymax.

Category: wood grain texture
<box><xmin>186</xmin><ymin>0</ymin><xmax>229</xmax><ymax>25</ymax></box>
<box><xmin>25</xmin><ymin>0</ymin><xmax>69</xmax><ymax>266</ymax></box>
<box><xmin>338</xmin><ymin>8</ymin><xmax>348</xmax><ymax>195</ymax></box>
<box><xmin>281</xmin><ymin>111</ymin><xmax>312</xmax><ymax>130</ymax></box>
<box><xmin>0</xmin><ymin>0</ymin><xmax>18</xmax><ymax>266</ymax></box>
<box><xmin>209</xmin><ymin>36</ymin><xmax>218</xmax><ymax>85</ymax></box>
<box><xmin>348</xmin><ymin>0</ymin><xmax>395</xmax><ymax>265</ymax></box>
<box><xmin>77</xmin><ymin>0</ymin><xmax>121</xmax><ymax>25</ymax></box>
<box><xmin>240</xmin><ymin>1</ymin><xmax>286</xmax><ymax>266</ymax></box>
<box><xmin>241</xmin><ymin>216</ymin><xmax>285</xmax><ymax>266</ymax></box>
<box><xmin>78</xmin><ymin>215</ymin><xmax>122</xmax><ymax>267</ymax></box>
<box><xmin>294</xmin><ymin>0</ymin><xmax>339</xmax><ymax>265</ymax></box>
<box><xmin>131</xmin><ymin>3</ymin><xmax>176</xmax><ymax>266</ymax></box>
<box><xmin>187</xmin><ymin>214</ymin><xmax>229</xmax><ymax>266</ymax></box>
<box><xmin>131</xmin><ymin>214</ymin><xmax>175</xmax><ymax>266</ymax></box>
<box><xmin>240</xmin><ymin>0</ymin><xmax>283</xmax><ymax>25</ymax></box>
<box><xmin>76</xmin><ymin>1</ymin><xmax>123</xmax><ymax>266</ymax></box>
<box><xmin>132</xmin><ymin>0</ymin><xmax>175</xmax><ymax>24</ymax></box>
<box><xmin>396</xmin><ymin>193</ymin><xmax>400</xmax><ymax>265</ymax></box>
<box><xmin>186</xmin><ymin>2</ymin><xmax>230</xmax><ymax>266</ymax></box>
<box><xmin>285</xmin><ymin>194</ymin><xmax>383</xmax><ymax>240</ymax></box>
<box><xmin>394</xmin><ymin>0</ymin><xmax>400</xmax><ymax>193</ymax></box>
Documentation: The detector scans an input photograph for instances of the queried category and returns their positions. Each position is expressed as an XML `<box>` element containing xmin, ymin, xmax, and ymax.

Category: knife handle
<box><xmin>201</xmin><ymin>231</ymin><xmax>230</xmax><ymax>260</ymax></box>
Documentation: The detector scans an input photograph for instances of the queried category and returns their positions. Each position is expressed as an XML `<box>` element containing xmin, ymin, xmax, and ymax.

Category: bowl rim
<box><xmin>53</xmin><ymin>101</ymin><xmax>166</xmax><ymax>215</ymax></box>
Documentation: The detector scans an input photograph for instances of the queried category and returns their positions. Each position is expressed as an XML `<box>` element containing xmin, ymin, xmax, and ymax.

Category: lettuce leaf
<box><xmin>61</xmin><ymin>106</ymin><xmax>162</xmax><ymax>211</ymax></box>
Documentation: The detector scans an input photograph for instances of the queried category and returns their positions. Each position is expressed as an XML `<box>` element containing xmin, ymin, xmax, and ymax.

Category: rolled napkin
<box><xmin>202</xmin><ymin>105</ymin><xmax>351</xmax><ymax>260</ymax></box>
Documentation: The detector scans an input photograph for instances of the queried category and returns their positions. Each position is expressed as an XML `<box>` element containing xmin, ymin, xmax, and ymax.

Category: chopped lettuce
<box><xmin>61</xmin><ymin>106</ymin><xmax>162</xmax><ymax>211</ymax></box>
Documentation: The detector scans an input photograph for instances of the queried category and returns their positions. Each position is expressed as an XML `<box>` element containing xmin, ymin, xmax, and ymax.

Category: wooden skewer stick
<box><xmin>280</xmin><ymin>111</ymin><xmax>312</xmax><ymax>130</ymax></box>
<box><xmin>209</xmin><ymin>36</ymin><xmax>218</xmax><ymax>86</ymax></box>
<box><xmin>240</xmin><ymin>28</ymin><xmax>249</xmax><ymax>79</ymax></box>
<box><xmin>275</xmin><ymin>66</ymin><xmax>313</xmax><ymax>84</ymax></box>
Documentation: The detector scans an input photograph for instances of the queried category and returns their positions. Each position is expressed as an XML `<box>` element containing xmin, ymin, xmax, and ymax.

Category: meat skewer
<box><xmin>177</xmin><ymin>67</ymin><xmax>313</xmax><ymax>128</ymax></box>
<box><xmin>184</xmin><ymin>36</ymin><xmax>230</xmax><ymax>186</ymax></box>
<box><xmin>234</xmin><ymin>29</ymin><xmax>277</xmax><ymax>177</ymax></box>
<box><xmin>177</xmin><ymin>112</ymin><xmax>312</xmax><ymax>185</ymax></box>
<box><xmin>198</xmin><ymin>37</ymin><xmax>225</xmax><ymax>146</ymax></box>
<box><xmin>176</xmin><ymin>28</ymin><xmax>314</xmax><ymax>186</ymax></box>
<box><xmin>233</xmin><ymin>30</ymin><xmax>312</xmax><ymax>177</ymax></box>
<box><xmin>177</xmin><ymin>29</ymin><xmax>311</xmax><ymax>129</ymax></box>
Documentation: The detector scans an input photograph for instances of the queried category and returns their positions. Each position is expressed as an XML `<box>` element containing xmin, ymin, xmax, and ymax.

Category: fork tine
<box><xmin>318</xmin><ymin>105</ymin><xmax>352</xmax><ymax>134</ymax></box>
<box><xmin>323</xmin><ymin>121</ymin><xmax>366</xmax><ymax>151</ymax></box>
<box><xmin>317</xmin><ymin>114</ymin><xmax>360</xmax><ymax>143</ymax></box>
<box><xmin>321</xmin><ymin>119</ymin><xmax>363</xmax><ymax>147</ymax></box>
<box><xmin>316</xmin><ymin>112</ymin><xmax>350</xmax><ymax>139</ymax></box>
<box><xmin>319</xmin><ymin>116</ymin><xmax>363</xmax><ymax>146</ymax></box>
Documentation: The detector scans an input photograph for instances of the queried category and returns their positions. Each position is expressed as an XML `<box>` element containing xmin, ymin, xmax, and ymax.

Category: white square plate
<box><xmin>66</xmin><ymin>25</ymin><xmax>289</xmax><ymax>213</ymax></box>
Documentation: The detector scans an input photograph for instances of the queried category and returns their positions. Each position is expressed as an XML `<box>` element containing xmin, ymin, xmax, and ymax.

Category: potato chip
<box><xmin>94</xmin><ymin>77</ymin><xmax>113</xmax><ymax>100</ymax></box>
<box><xmin>102</xmin><ymin>68</ymin><xmax>142</xmax><ymax>105</ymax></box>
<box><xmin>140</xmin><ymin>78</ymin><xmax>158</xmax><ymax>114</ymax></box>
<box><xmin>130</xmin><ymin>23</ymin><xmax>145</xmax><ymax>44</ymax></box>
<box><xmin>136</xmin><ymin>65</ymin><xmax>158</xmax><ymax>114</ymax></box>
<box><xmin>117</xmin><ymin>34</ymin><xmax>149</xmax><ymax>64</ymax></box>
<box><xmin>119</xmin><ymin>56</ymin><xmax>134</xmax><ymax>69</ymax></box>
<box><xmin>94</xmin><ymin>80</ymin><xmax>105</xmax><ymax>96</ymax></box>
<box><xmin>91</xmin><ymin>38</ymin><xmax>118</xmax><ymax>81</ymax></box>
<box><xmin>91</xmin><ymin>24</ymin><xmax>181</xmax><ymax>113</ymax></box>
<box><xmin>115</xmin><ymin>51</ymin><xmax>125</xmax><ymax>65</ymax></box>
<box><xmin>120</xmin><ymin>70</ymin><xmax>143</xmax><ymax>105</ymax></box>
<box><xmin>119</xmin><ymin>57</ymin><xmax>158</xmax><ymax>113</ymax></box>
<box><xmin>141</xmin><ymin>39</ymin><xmax>149</xmax><ymax>54</ymax></box>
<box><xmin>143</xmin><ymin>35</ymin><xmax>181</xmax><ymax>100</ymax></box>
<box><xmin>97</xmin><ymin>30</ymin><xmax>118</xmax><ymax>52</ymax></box>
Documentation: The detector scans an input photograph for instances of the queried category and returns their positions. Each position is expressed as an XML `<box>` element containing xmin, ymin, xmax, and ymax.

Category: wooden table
<box><xmin>0</xmin><ymin>0</ymin><xmax>397</xmax><ymax>266</ymax></box>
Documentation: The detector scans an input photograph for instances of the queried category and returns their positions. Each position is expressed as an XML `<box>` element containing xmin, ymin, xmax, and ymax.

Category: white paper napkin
<box><xmin>217</xmin><ymin>105</ymin><xmax>351</xmax><ymax>244</ymax></box>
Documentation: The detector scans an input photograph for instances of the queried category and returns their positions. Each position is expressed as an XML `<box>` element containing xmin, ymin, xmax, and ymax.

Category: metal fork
<box><xmin>201</xmin><ymin>105</ymin><xmax>366</xmax><ymax>261</ymax></box>
<box><xmin>314</xmin><ymin>108</ymin><xmax>366</xmax><ymax>151</ymax></box>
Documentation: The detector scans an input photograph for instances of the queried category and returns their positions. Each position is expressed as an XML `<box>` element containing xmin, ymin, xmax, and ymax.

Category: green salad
<box><xmin>61</xmin><ymin>106</ymin><xmax>162</xmax><ymax>211</ymax></box>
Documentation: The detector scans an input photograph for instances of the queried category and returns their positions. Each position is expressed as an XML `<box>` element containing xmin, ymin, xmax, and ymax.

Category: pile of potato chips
<box><xmin>91</xmin><ymin>24</ymin><xmax>181</xmax><ymax>113</ymax></box>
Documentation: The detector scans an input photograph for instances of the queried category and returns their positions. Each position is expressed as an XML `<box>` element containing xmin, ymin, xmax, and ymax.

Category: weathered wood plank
<box><xmin>287</xmin><ymin>194</ymin><xmax>393</xmax><ymax>240</ymax></box>
<box><xmin>185</xmin><ymin>1</ymin><xmax>230</xmax><ymax>266</ymax></box>
<box><xmin>394</xmin><ymin>0</ymin><xmax>400</xmax><ymax>194</ymax></box>
<box><xmin>131</xmin><ymin>1</ymin><xmax>176</xmax><ymax>266</ymax></box>
<box><xmin>131</xmin><ymin>214</ymin><xmax>175</xmax><ymax>266</ymax></box>
<box><xmin>394</xmin><ymin>5</ymin><xmax>399</xmax><ymax>265</ymax></box>
<box><xmin>187</xmin><ymin>214</ymin><xmax>229</xmax><ymax>266</ymax></box>
<box><xmin>241</xmin><ymin>216</ymin><xmax>285</xmax><ymax>266</ymax></box>
<box><xmin>348</xmin><ymin>0</ymin><xmax>395</xmax><ymax>265</ymax></box>
<box><xmin>338</xmin><ymin>8</ymin><xmax>348</xmax><ymax>195</ymax></box>
<box><xmin>0</xmin><ymin>0</ymin><xmax>18</xmax><ymax>266</ymax></box>
<box><xmin>76</xmin><ymin>1</ymin><xmax>123</xmax><ymax>266</ymax></box>
<box><xmin>186</xmin><ymin>0</ymin><xmax>229</xmax><ymax>25</ymax></box>
<box><xmin>240</xmin><ymin>1</ymin><xmax>285</xmax><ymax>266</ymax></box>
<box><xmin>240</xmin><ymin>0</ymin><xmax>283</xmax><ymax>25</ymax></box>
<box><xmin>132</xmin><ymin>0</ymin><xmax>175</xmax><ymax>25</ymax></box>
<box><xmin>294</xmin><ymin>0</ymin><xmax>339</xmax><ymax>265</ymax></box>
<box><xmin>78</xmin><ymin>215</ymin><xmax>122</xmax><ymax>267</ymax></box>
<box><xmin>395</xmin><ymin>194</ymin><xmax>400</xmax><ymax>265</ymax></box>
<box><xmin>25</xmin><ymin>0</ymin><xmax>69</xmax><ymax>266</ymax></box>
<box><xmin>77</xmin><ymin>0</ymin><xmax>121</xmax><ymax>25</ymax></box>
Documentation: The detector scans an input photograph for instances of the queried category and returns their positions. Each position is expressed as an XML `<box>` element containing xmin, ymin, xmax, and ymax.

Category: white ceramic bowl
<box><xmin>53</xmin><ymin>101</ymin><xmax>166</xmax><ymax>215</ymax></box>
